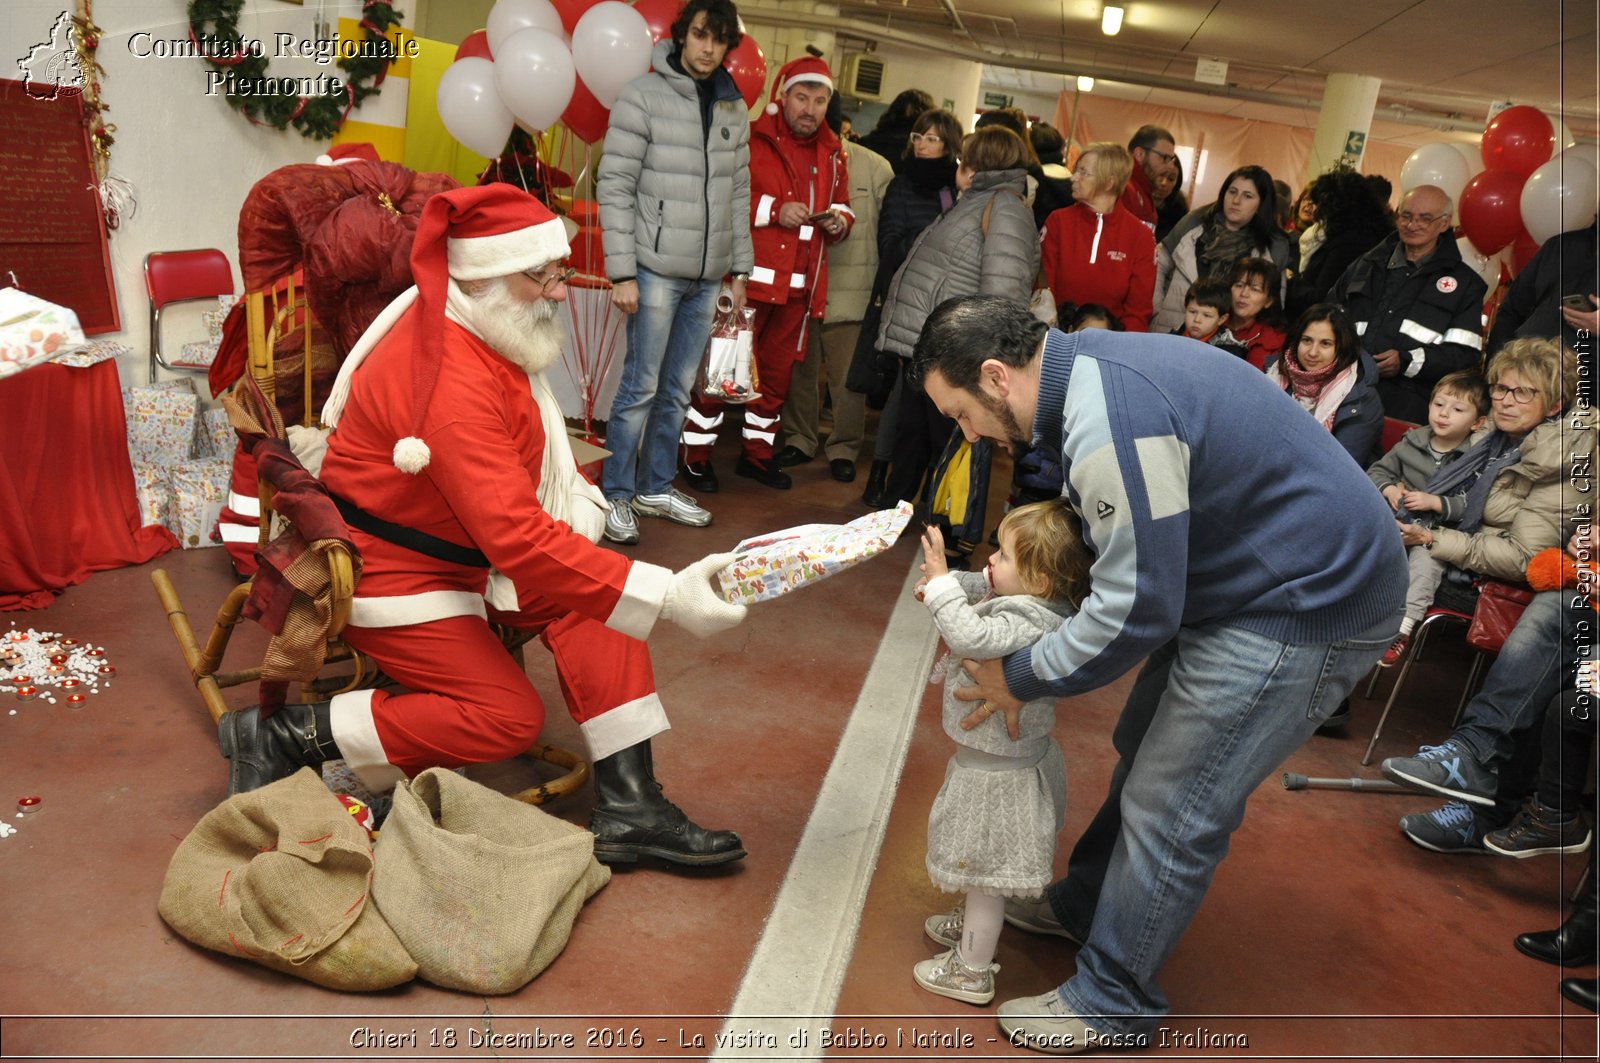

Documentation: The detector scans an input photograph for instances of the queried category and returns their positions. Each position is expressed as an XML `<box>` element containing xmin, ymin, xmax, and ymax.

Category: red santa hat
<box><xmin>764</xmin><ymin>56</ymin><xmax>833</xmax><ymax>116</ymax></box>
<box><xmin>315</xmin><ymin>142</ymin><xmax>381</xmax><ymax>166</ymax></box>
<box><xmin>392</xmin><ymin>185</ymin><xmax>570</xmax><ymax>474</ymax></box>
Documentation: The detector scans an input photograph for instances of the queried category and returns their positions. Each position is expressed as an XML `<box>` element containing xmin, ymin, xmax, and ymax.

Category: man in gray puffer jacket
<box><xmin>597</xmin><ymin>0</ymin><xmax>753</xmax><ymax>546</ymax></box>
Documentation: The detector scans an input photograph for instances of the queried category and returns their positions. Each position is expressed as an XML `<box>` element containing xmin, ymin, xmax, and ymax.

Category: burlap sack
<box><xmin>158</xmin><ymin>767</ymin><xmax>416</xmax><ymax>990</ymax></box>
<box><xmin>372</xmin><ymin>767</ymin><xmax>610</xmax><ymax>994</ymax></box>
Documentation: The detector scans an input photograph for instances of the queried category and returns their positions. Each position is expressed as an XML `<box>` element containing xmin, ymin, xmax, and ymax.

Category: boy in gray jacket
<box><xmin>1367</xmin><ymin>370</ymin><xmax>1490</xmax><ymax>665</ymax></box>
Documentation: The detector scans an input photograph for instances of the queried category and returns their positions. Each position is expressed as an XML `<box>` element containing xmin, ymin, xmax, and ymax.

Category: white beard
<box><xmin>457</xmin><ymin>278</ymin><xmax>564</xmax><ymax>376</ymax></box>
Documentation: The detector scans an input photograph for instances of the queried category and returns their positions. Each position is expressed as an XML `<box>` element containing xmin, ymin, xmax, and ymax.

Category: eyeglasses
<box><xmin>523</xmin><ymin>264</ymin><xmax>576</xmax><ymax>293</ymax></box>
<box><xmin>1398</xmin><ymin>211</ymin><xmax>1447</xmax><ymax>226</ymax></box>
<box><xmin>1144</xmin><ymin>148</ymin><xmax>1177</xmax><ymax>165</ymax></box>
<box><xmin>908</xmin><ymin>132</ymin><xmax>944</xmax><ymax>146</ymax></box>
<box><xmin>1489</xmin><ymin>383</ymin><xmax>1540</xmax><ymax>404</ymax></box>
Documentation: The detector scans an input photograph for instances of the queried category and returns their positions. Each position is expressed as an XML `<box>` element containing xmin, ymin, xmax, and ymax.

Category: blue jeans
<box><xmin>601</xmin><ymin>267</ymin><xmax>720</xmax><ymax>500</ymax></box>
<box><xmin>1454</xmin><ymin>590</ymin><xmax>1587</xmax><ymax>766</ymax></box>
<box><xmin>1050</xmin><ymin>613</ymin><xmax>1398</xmax><ymax>1034</ymax></box>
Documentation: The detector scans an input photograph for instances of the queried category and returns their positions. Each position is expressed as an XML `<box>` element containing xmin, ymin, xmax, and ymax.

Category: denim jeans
<box><xmin>601</xmin><ymin>267</ymin><xmax>719</xmax><ymax>501</ymax></box>
<box><xmin>1047</xmin><ymin>612</ymin><xmax>1398</xmax><ymax>1034</ymax></box>
<box><xmin>1454</xmin><ymin>590</ymin><xmax>1589</xmax><ymax>767</ymax></box>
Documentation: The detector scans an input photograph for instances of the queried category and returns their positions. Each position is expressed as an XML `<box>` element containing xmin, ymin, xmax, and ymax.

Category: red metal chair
<box><xmin>1360</xmin><ymin>579</ymin><xmax>1532</xmax><ymax>766</ymax></box>
<box><xmin>145</xmin><ymin>249</ymin><xmax>235</xmax><ymax>382</ymax></box>
<box><xmin>1380</xmin><ymin>417</ymin><xmax>1420</xmax><ymax>455</ymax></box>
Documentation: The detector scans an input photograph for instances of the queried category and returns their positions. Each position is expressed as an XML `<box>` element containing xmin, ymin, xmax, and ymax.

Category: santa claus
<box><xmin>219</xmin><ymin>185</ymin><xmax>749</xmax><ymax>866</ymax></box>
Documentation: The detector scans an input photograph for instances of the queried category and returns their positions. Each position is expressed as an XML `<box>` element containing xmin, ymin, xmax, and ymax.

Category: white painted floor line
<box><xmin>711</xmin><ymin>557</ymin><xmax>937</xmax><ymax>1060</ymax></box>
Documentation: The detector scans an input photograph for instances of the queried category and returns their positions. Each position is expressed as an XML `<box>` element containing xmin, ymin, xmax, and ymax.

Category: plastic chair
<box><xmin>1380</xmin><ymin>417</ymin><xmax>1420</xmax><ymax>455</ymax></box>
<box><xmin>1360</xmin><ymin>580</ymin><xmax>1532</xmax><ymax>766</ymax></box>
<box><xmin>145</xmin><ymin>249</ymin><xmax>234</xmax><ymax>382</ymax></box>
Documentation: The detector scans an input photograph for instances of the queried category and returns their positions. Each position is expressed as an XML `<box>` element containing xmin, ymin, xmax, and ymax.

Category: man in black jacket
<box><xmin>1329</xmin><ymin>184</ymin><xmax>1487</xmax><ymax>422</ymax></box>
<box><xmin>1486</xmin><ymin>220</ymin><xmax>1598</xmax><ymax>358</ymax></box>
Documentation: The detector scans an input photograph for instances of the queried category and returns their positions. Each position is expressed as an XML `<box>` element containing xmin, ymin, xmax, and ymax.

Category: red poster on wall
<box><xmin>0</xmin><ymin>77</ymin><xmax>120</xmax><ymax>335</ymax></box>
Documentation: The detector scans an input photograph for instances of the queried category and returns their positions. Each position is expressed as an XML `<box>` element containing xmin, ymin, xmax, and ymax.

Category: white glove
<box><xmin>661</xmin><ymin>552</ymin><xmax>747</xmax><ymax>637</ymax></box>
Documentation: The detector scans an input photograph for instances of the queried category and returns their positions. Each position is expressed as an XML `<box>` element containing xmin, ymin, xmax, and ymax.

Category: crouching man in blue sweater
<box><xmin>912</xmin><ymin>295</ymin><xmax>1406</xmax><ymax>1053</ymax></box>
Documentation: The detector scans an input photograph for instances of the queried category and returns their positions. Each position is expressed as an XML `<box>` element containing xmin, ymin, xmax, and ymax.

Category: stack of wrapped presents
<box><xmin>124</xmin><ymin>380</ymin><xmax>235</xmax><ymax>549</ymax></box>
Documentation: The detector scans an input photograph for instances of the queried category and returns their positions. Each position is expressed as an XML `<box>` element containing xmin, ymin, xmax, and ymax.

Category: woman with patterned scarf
<box><xmin>1266</xmin><ymin>302</ymin><xmax>1382</xmax><ymax>466</ymax></box>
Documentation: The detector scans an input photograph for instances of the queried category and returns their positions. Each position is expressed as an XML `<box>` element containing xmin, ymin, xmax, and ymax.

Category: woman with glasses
<box><xmin>1151</xmin><ymin>164</ymin><xmax>1292</xmax><ymax>332</ymax></box>
<box><xmin>853</xmin><ymin>107</ymin><xmax>963</xmax><ymax>505</ymax></box>
<box><xmin>1038</xmin><ymin>141</ymin><xmax>1155</xmax><ymax>332</ymax></box>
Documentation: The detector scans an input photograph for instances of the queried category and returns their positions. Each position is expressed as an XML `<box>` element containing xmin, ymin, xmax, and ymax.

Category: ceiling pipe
<box><xmin>737</xmin><ymin>2</ymin><xmax>1593</xmax><ymax>141</ymax></box>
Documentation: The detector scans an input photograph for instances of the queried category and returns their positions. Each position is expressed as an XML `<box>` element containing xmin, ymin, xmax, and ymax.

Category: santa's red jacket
<box><xmin>745</xmin><ymin>109</ymin><xmax>853</xmax><ymax>314</ymax></box>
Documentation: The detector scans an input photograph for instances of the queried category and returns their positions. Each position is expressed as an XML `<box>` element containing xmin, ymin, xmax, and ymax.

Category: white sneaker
<box><xmin>913</xmin><ymin>947</ymin><xmax>998</xmax><ymax>1005</ymax></box>
<box><xmin>1003</xmin><ymin>895</ymin><xmax>1081</xmax><ymax>944</ymax></box>
<box><xmin>996</xmin><ymin>991</ymin><xmax>1099</xmax><ymax>1055</ymax></box>
<box><xmin>924</xmin><ymin>904</ymin><xmax>964</xmax><ymax>948</ymax></box>
<box><xmin>602</xmin><ymin>501</ymin><xmax>640</xmax><ymax>544</ymax></box>
<box><xmin>632</xmin><ymin>489</ymin><xmax>712</xmax><ymax>527</ymax></box>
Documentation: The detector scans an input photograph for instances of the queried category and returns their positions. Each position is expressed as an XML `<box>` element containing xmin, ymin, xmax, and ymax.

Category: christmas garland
<box><xmin>187</xmin><ymin>0</ymin><xmax>403</xmax><ymax>140</ymax></box>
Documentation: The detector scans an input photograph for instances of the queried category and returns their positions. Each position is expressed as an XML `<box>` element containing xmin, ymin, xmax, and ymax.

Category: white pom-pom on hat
<box><xmin>393</xmin><ymin>436</ymin><xmax>431</xmax><ymax>474</ymax></box>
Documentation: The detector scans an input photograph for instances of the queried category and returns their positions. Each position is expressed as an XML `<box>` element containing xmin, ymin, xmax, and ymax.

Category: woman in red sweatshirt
<box><xmin>1039</xmin><ymin>142</ymin><xmax>1156</xmax><ymax>332</ymax></box>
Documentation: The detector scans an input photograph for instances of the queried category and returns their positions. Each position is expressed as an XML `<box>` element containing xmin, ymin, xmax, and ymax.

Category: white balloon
<box><xmin>1519</xmin><ymin>154</ymin><xmax>1600</xmax><ymax>245</ymax></box>
<box><xmin>1542</xmin><ymin>111</ymin><xmax>1579</xmax><ymax>151</ymax></box>
<box><xmin>436</xmin><ymin>57</ymin><xmax>515</xmax><ymax>158</ymax></box>
<box><xmin>571</xmin><ymin>2</ymin><xmax>653</xmax><ymax>109</ymax></box>
<box><xmin>1400</xmin><ymin>142</ymin><xmax>1471</xmax><ymax>201</ymax></box>
<box><xmin>486</xmin><ymin>0</ymin><xmax>565</xmax><ymax>54</ymax></box>
<box><xmin>1455</xmin><ymin>234</ymin><xmax>1501</xmax><ymax>293</ymax></box>
<box><xmin>492</xmin><ymin>28</ymin><xmax>576</xmax><ymax>132</ymax></box>
<box><xmin>1451</xmin><ymin>141</ymin><xmax>1485</xmax><ymax>180</ymax></box>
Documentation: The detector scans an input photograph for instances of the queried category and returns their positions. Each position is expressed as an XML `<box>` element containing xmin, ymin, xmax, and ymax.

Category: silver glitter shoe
<box><xmin>924</xmin><ymin>904</ymin><xmax>964</xmax><ymax>949</ymax></box>
<box><xmin>913</xmin><ymin>947</ymin><xmax>998</xmax><ymax>1005</ymax></box>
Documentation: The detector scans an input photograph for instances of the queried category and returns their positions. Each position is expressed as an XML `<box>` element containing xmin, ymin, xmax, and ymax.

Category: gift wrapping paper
<box><xmin>129</xmin><ymin>462</ymin><xmax>172</xmax><ymax>532</ymax></box>
<box><xmin>166</xmin><ymin>457</ymin><xmax>231</xmax><ymax>548</ymax></box>
<box><xmin>122</xmin><ymin>383</ymin><xmax>199</xmax><ymax>466</ymax></box>
<box><xmin>55</xmin><ymin>338</ymin><xmax>128</xmax><ymax>369</ymax></box>
<box><xmin>0</xmin><ymin>288</ymin><xmax>86</xmax><ymax>380</ymax></box>
<box><xmin>194</xmin><ymin>405</ymin><xmax>236</xmax><ymax>459</ymax></box>
<box><xmin>180</xmin><ymin>339</ymin><xmax>220</xmax><ymax>367</ymax></box>
<box><xmin>717</xmin><ymin>502</ymin><xmax>913</xmax><ymax>604</ymax></box>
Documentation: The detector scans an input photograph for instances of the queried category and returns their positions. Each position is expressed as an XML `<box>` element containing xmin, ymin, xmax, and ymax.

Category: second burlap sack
<box><xmin>372</xmin><ymin>767</ymin><xmax>610</xmax><ymax>994</ymax></box>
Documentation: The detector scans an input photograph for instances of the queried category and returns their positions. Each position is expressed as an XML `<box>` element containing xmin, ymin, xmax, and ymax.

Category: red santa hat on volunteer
<box><xmin>392</xmin><ymin>184</ymin><xmax>570</xmax><ymax>474</ymax></box>
<box><xmin>764</xmin><ymin>55</ymin><xmax>833</xmax><ymax>116</ymax></box>
<box><xmin>315</xmin><ymin>142</ymin><xmax>381</xmax><ymax>166</ymax></box>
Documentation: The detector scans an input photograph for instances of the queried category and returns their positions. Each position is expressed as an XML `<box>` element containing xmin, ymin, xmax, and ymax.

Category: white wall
<box><xmin>3</xmin><ymin>0</ymin><xmax>394</xmax><ymax>385</ymax></box>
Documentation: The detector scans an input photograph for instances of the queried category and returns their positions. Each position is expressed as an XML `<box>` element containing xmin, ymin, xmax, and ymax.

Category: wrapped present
<box><xmin>166</xmin><ymin>457</ymin><xmax>230</xmax><ymax>548</ymax></box>
<box><xmin>56</xmin><ymin>338</ymin><xmax>130</xmax><ymax>369</ymax></box>
<box><xmin>123</xmin><ymin>382</ymin><xmax>199</xmax><ymax>466</ymax></box>
<box><xmin>180</xmin><ymin>339</ymin><xmax>220</xmax><ymax>367</ymax></box>
<box><xmin>201</xmin><ymin>296</ymin><xmax>238</xmax><ymax>342</ymax></box>
<box><xmin>129</xmin><ymin>463</ymin><xmax>172</xmax><ymax>532</ymax></box>
<box><xmin>717</xmin><ymin>502</ymin><xmax>913</xmax><ymax>605</ymax></box>
<box><xmin>0</xmin><ymin>287</ymin><xmax>86</xmax><ymax>380</ymax></box>
<box><xmin>194</xmin><ymin>405</ymin><xmax>236</xmax><ymax>459</ymax></box>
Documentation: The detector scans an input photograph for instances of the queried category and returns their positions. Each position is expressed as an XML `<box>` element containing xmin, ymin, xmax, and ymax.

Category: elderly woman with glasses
<box><xmin>1038</xmin><ymin>141</ymin><xmax>1155</xmax><ymax>332</ymax></box>
<box><xmin>1394</xmin><ymin>338</ymin><xmax>1589</xmax><ymax>612</ymax></box>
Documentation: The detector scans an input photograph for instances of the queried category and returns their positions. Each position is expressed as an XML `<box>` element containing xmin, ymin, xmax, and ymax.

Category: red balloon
<box><xmin>632</xmin><ymin>0</ymin><xmax>684</xmax><ymax>47</ymax></box>
<box><xmin>455</xmin><ymin>28</ymin><xmax>492</xmax><ymax>62</ymax></box>
<box><xmin>1458</xmin><ymin>169</ymin><xmax>1527</xmax><ymax>254</ymax></box>
<box><xmin>724</xmin><ymin>33</ymin><xmax>767</xmax><ymax>110</ymax></box>
<box><xmin>1481</xmin><ymin>105</ymin><xmax>1554</xmax><ymax>178</ymax></box>
<box><xmin>1508</xmin><ymin>230</ymin><xmax>1541</xmax><ymax>275</ymax></box>
<box><xmin>562</xmin><ymin>77</ymin><xmax>611</xmax><ymax>144</ymax></box>
<box><xmin>552</xmin><ymin>0</ymin><xmax>603</xmax><ymax>35</ymax></box>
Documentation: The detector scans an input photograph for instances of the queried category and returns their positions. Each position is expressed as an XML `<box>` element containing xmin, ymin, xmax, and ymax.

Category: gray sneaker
<box><xmin>602</xmin><ymin>501</ymin><xmax>640</xmax><ymax>545</ymax></box>
<box><xmin>1381</xmin><ymin>739</ymin><xmax>1498</xmax><ymax>806</ymax></box>
<box><xmin>1399</xmin><ymin>801</ymin><xmax>1486</xmax><ymax>854</ymax></box>
<box><xmin>996</xmin><ymin>990</ymin><xmax>1100</xmax><ymax>1055</ymax></box>
<box><xmin>1485</xmin><ymin>799</ymin><xmax>1592</xmax><ymax>858</ymax></box>
<box><xmin>1003</xmin><ymin>895</ymin><xmax>1082</xmax><ymax>944</ymax></box>
<box><xmin>632</xmin><ymin>489</ymin><xmax>712</xmax><ymax>527</ymax></box>
<box><xmin>913</xmin><ymin>947</ymin><xmax>998</xmax><ymax>1005</ymax></box>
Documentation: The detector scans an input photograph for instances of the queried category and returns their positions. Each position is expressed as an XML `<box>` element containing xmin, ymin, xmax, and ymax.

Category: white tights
<box><xmin>959</xmin><ymin>892</ymin><xmax>1004</xmax><ymax>967</ymax></box>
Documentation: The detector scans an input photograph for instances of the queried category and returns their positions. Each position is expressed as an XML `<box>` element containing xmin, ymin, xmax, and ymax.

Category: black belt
<box><xmin>328</xmin><ymin>493</ymin><xmax>491</xmax><ymax>569</ymax></box>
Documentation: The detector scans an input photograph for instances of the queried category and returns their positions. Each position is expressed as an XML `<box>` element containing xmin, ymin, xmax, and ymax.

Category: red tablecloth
<box><xmin>0</xmin><ymin>359</ymin><xmax>178</xmax><ymax>609</ymax></box>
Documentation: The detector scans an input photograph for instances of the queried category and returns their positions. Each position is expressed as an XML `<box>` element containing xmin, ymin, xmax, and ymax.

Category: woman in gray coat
<box><xmin>872</xmin><ymin>126</ymin><xmax>1040</xmax><ymax>521</ymax></box>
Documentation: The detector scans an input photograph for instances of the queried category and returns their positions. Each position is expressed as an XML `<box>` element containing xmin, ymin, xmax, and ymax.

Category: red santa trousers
<box><xmin>328</xmin><ymin>598</ymin><xmax>666</xmax><ymax>791</ymax></box>
<box><xmin>680</xmin><ymin>299</ymin><xmax>813</xmax><ymax>465</ymax></box>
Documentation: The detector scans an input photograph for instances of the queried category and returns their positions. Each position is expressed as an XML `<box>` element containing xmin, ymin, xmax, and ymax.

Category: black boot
<box><xmin>1515</xmin><ymin>873</ymin><xmax>1599</xmax><ymax>967</ymax></box>
<box><xmin>218</xmin><ymin>700</ymin><xmax>340</xmax><ymax>796</ymax></box>
<box><xmin>588</xmin><ymin>740</ymin><xmax>745</xmax><ymax>866</ymax></box>
<box><xmin>1560</xmin><ymin>978</ymin><xmax>1600</xmax><ymax>1012</ymax></box>
<box><xmin>860</xmin><ymin>460</ymin><xmax>890</xmax><ymax>507</ymax></box>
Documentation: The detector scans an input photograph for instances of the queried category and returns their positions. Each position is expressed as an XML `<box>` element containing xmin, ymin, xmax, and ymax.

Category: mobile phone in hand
<box><xmin>806</xmin><ymin>210</ymin><xmax>833</xmax><ymax>223</ymax></box>
<box><xmin>1561</xmin><ymin>293</ymin><xmax>1593</xmax><ymax>311</ymax></box>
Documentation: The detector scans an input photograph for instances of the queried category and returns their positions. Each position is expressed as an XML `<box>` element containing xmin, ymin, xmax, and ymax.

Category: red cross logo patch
<box><xmin>1437</xmin><ymin>276</ymin><xmax>1458</xmax><ymax>293</ymax></box>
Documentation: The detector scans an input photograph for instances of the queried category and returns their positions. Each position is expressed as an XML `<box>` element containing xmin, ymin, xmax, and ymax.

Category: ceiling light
<box><xmin>1077</xmin><ymin>75</ymin><xmax>1095</xmax><ymax>92</ymax></box>
<box><xmin>1101</xmin><ymin>5</ymin><xmax>1124</xmax><ymax>36</ymax></box>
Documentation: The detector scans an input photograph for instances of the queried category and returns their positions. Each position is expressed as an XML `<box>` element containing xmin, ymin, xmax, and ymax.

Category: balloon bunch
<box><xmin>1401</xmin><ymin>106</ymin><xmax>1597</xmax><ymax>287</ymax></box>
<box><xmin>436</xmin><ymin>0</ymin><xmax>767</xmax><ymax>156</ymax></box>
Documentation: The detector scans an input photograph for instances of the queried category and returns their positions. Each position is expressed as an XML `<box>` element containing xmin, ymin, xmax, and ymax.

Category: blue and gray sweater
<box><xmin>1004</xmin><ymin>328</ymin><xmax>1407</xmax><ymax>702</ymax></box>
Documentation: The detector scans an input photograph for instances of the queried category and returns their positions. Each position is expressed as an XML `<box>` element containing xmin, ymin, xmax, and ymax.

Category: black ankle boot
<box><xmin>1561</xmin><ymin>977</ymin><xmax>1600</xmax><ymax>1012</ymax></box>
<box><xmin>588</xmin><ymin>740</ymin><xmax>745</xmax><ymax>866</ymax></box>
<box><xmin>1515</xmin><ymin>877</ymin><xmax>1599</xmax><ymax>967</ymax></box>
<box><xmin>860</xmin><ymin>460</ymin><xmax>890</xmax><ymax>507</ymax></box>
<box><xmin>218</xmin><ymin>700</ymin><xmax>340</xmax><ymax>796</ymax></box>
